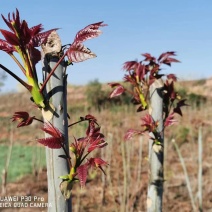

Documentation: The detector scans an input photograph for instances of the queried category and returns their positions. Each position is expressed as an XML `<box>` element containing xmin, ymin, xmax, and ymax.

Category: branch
<box><xmin>10</xmin><ymin>54</ymin><xmax>26</xmax><ymax>75</ymax></box>
<box><xmin>0</xmin><ymin>64</ymin><xmax>32</xmax><ymax>91</ymax></box>
<box><xmin>40</xmin><ymin>54</ymin><xmax>66</xmax><ymax>93</ymax></box>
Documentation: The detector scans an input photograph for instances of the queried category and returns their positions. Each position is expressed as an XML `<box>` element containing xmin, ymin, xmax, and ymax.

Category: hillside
<box><xmin>0</xmin><ymin>78</ymin><xmax>212</xmax><ymax>211</ymax></box>
<box><xmin>179</xmin><ymin>77</ymin><xmax>212</xmax><ymax>98</ymax></box>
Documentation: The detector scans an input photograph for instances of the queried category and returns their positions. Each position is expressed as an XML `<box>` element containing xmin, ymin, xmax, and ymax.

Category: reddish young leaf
<box><xmin>167</xmin><ymin>74</ymin><xmax>177</xmax><ymax>82</ymax></box>
<box><xmin>87</xmin><ymin>136</ymin><xmax>107</xmax><ymax>153</ymax></box>
<box><xmin>11</xmin><ymin>111</ymin><xmax>34</xmax><ymax>128</ymax></box>
<box><xmin>0</xmin><ymin>29</ymin><xmax>19</xmax><ymax>45</ymax></box>
<box><xmin>141</xmin><ymin>114</ymin><xmax>153</xmax><ymax>125</ymax></box>
<box><xmin>1</xmin><ymin>9</ymin><xmax>58</xmax><ymax>52</ymax></box>
<box><xmin>123</xmin><ymin>74</ymin><xmax>137</xmax><ymax>85</ymax></box>
<box><xmin>70</xmin><ymin>137</ymin><xmax>87</xmax><ymax>156</ymax></box>
<box><xmin>20</xmin><ymin>20</ymin><xmax>31</xmax><ymax>44</ymax></box>
<box><xmin>161</xmin><ymin>57</ymin><xmax>180</xmax><ymax>66</ymax></box>
<box><xmin>29</xmin><ymin>47</ymin><xmax>41</xmax><ymax>65</ymax></box>
<box><xmin>164</xmin><ymin>80</ymin><xmax>177</xmax><ymax>101</ymax></box>
<box><xmin>87</xmin><ymin>157</ymin><xmax>108</xmax><ymax>175</ymax></box>
<box><xmin>108</xmin><ymin>82</ymin><xmax>122</xmax><ymax>88</ymax></box>
<box><xmin>1</xmin><ymin>9</ymin><xmax>20</xmax><ymax>33</ymax></box>
<box><xmin>0</xmin><ymin>38</ymin><xmax>16</xmax><ymax>53</ymax></box>
<box><xmin>66</xmin><ymin>42</ymin><xmax>96</xmax><ymax>63</ymax></box>
<box><xmin>86</xmin><ymin>121</ymin><xmax>101</xmax><ymax>137</ymax></box>
<box><xmin>173</xmin><ymin>99</ymin><xmax>188</xmax><ymax>116</ymax></box>
<box><xmin>77</xmin><ymin>164</ymin><xmax>89</xmax><ymax>188</ymax></box>
<box><xmin>1</xmin><ymin>14</ymin><xmax>13</xmax><ymax>32</ymax></box>
<box><xmin>1</xmin><ymin>10</ymin><xmax>30</xmax><ymax>46</ymax></box>
<box><xmin>84</xmin><ymin>114</ymin><xmax>97</xmax><ymax>122</ymax></box>
<box><xmin>164</xmin><ymin>112</ymin><xmax>177</xmax><ymax>127</ymax></box>
<box><xmin>109</xmin><ymin>84</ymin><xmax>125</xmax><ymax>98</ymax></box>
<box><xmin>123</xmin><ymin>61</ymin><xmax>146</xmax><ymax>82</ymax></box>
<box><xmin>41</xmin><ymin>122</ymin><xmax>64</xmax><ymax>139</ymax></box>
<box><xmin>123</xmin><ymin>60</ymin><xmax>139</xmax><ymax>71</ymax></box>
<box><xmin>38</xmin><ymin>123</ymin><xmax>64</xmax><ymax>149</ymax></box>
<box><xmin>148</xmin><ymin>69</ymin><xmax>163</xmax><ymax>86</ymax></box>
<box><xmin>141</xmin><ymin>114</ymin><xmax>158</xmax><ymax>132</ymax></box>
<box><xmin>88</xmin><ymin>157</ymin><xmax>108</xmax><ymax>167</ymax></box>
<box><xmin>31</xmin><ymin>28</ymin><xmax>59</xmax><ymax>47</ymax></box>
<box><xmin>30</xmin><ymin>24</ymin><xmax>43</xmax><ymax>36</ymax></box>
<box><xmin>158</xmin><ymin>51</ymin><xmax>180</xmax><ymax>66</ymax></box>
<box><xmin>37</xmin><ymin>137</ymin><xmax>63</xmax><ymax>149</ymax></box>
<box><xmin>142</xmin><ymin>53</ymin><xmax>156</xmax><ymax>62</ymax></box>
<box><xmin>124</xmin><ymin>129</ymin><xmax>143</xmax><ymax>140</ymax></box>
<box><xmin>158</xmin><ymin>51</ymin><xmax>176</xmax><ymax>62</ymax></box>
<box><xmin>136</xmin><ymin>63</ymin><xmax>146</xmax><ymax>81</ymax></box>
<box><xmin>74</xmin><ymin>21</ymin><xmax>107</xmax><ymax>43</ymax></box>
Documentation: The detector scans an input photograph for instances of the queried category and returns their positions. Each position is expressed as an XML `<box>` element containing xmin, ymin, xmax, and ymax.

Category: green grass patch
<box><xmin>0</xmin><ymin>145</ymin><xmax>46</xmax><ymax>183</ymax></box>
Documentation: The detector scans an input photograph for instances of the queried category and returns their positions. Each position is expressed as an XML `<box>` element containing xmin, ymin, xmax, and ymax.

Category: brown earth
<box><xmin>0</xmin><ymin>78</ymin><xmax>212</xmax><ymax>211</ymax></box>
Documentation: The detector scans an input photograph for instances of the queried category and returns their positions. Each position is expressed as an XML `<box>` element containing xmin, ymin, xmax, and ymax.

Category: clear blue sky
<box><xmin>1</xmin><ymin>0</ymin><xmax>212</xmax><ymax>92</ymax></box>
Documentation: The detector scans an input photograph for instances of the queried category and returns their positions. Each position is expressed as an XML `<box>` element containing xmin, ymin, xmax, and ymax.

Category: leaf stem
<box><xmin>61</xmin><ymin>143</ymin><xmax>72</xmax><ymax>169</ymax></box>
<box><xmin>10</xmin><ymin>54</ymin><xmax>26</xmax><ymax>75</ymax></box>
<box><xmin>33</xmin><ymin>117</ymin><xmax>44</xmax><ymax>123</ymax></box>
<box><xmin>68</xmin><ymin>119</ymin><xmax>85</xmax><ymax>128</ymax></box>
<box><xmin>0</xmin><ymin>64</ymin><xmax>32</xmax><ymax>91</ymax></box>
<box><xmin>68</xmin><ymin>117</ymin><xmax>99</xmax><ymax>128</ymax></box>
<box><xmin>40</xmin><ymin>54</ymin><xmax>66</xmax><ymax>93</ymax></box>
<box><xmin>80</xmin><ymin>152</ymin><xmax>90</xmax><ymax>165</ymax></box>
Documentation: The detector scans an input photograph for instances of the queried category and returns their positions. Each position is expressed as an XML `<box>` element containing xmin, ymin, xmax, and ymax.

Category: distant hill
<box><xmin>178</xmin><ymin>77</ymin><xmax>212</xmax><ymax>98</ymax></box>
<box><xmin>0</xmin><ymin>77</ymin><xmax>211</xmax><ymax>118</ymax></box>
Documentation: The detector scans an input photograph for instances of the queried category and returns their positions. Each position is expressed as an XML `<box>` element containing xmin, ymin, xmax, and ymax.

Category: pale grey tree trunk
<box><xmin>147</xmin><ymin>79</ymin><xmax>164</xmax><ymax>212</ymax></box>
<box><xmin>42</xmin><ymin>32</ymin><xmax>72</xmax><ymax>212</ymax></box>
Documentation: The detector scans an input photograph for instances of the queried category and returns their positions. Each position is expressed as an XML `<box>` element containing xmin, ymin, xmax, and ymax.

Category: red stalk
<box><xmin>40</xmin><ymin>54</ymin><xmax>66</xmax><ymax>93</ymax></box>
<box><xmin>0</xmin><ymin>64</ymin><xmax>32</xmax><ymax>91</ymax></box>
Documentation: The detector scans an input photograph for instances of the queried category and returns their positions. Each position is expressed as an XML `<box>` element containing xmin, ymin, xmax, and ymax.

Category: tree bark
<box><xmin>42</xmin><ymin>32</ymin><xmax>72</xmax><ymax>212</ymax></box>
<box><xmin>147</xmin><ymin>79</ymin><xmax>164</xmax><ymax>212</ymax></box>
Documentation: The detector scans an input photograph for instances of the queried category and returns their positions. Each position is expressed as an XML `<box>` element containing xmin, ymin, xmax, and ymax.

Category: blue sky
<box><xmin>0</xmin><ymin>0</ymin><xmax>212</xmax><ymax>92</ymax></box>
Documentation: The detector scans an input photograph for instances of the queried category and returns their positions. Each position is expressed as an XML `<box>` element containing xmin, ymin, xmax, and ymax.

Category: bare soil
<box><xmin>0</xmin><ymin>79</ymin><xmax>212</xmax><ymax>211</ymax></box>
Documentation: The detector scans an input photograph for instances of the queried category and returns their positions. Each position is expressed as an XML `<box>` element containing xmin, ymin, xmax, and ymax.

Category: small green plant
<box><xmin>177</xmin><ymin>87</ymin><xmax>206</xmax><ymax>108</ymax></box>
<box><xmin>188</xmin><ymin>93</ymin><xmax>206</xmax><ymax>107</ymax></box>
<box><xmin>176</xmin><ymin>126</ymin><xmax>190</xmax><ymax>145</ymax></box>
<box><xmin>86</xmin><ymin>79</ymin><xmax>105</xmax><ymax>110</ymax></box>
<box><xmin>194</xmin><ymin>78</ymin><xmax>206</xmax><ymax>86</ymax></box>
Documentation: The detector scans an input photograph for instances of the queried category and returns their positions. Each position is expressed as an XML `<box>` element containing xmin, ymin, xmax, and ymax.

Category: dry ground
<box><xmin>0</xmin><ymin>79</ymin><xmax>212</xmax><ymax>211</ymax></box>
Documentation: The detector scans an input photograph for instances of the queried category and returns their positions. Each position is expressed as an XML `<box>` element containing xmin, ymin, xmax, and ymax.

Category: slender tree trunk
<box><xmin>198</xmin><ymin>126</ymin><xmax>203</xmax><ymax>212</ymax></box>
<box><xmin>42</xmin><ymin>32</ymin><xmax>72</xmax><ymax>212</ymax></box>
<box><xmin>147</xmin><ymin>79</ymin><xmax>164</xmax><ymax>212</ymax></box>
<box><xmin>172</xmin><ymin>139</ymin><xmax>196</xmax><ymax>211</ymax></box>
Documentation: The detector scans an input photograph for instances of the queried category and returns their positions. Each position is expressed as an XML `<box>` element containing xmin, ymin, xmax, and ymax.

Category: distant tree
<box><xmin>86</xmin><ymin>79</ymin><xmax>132</xmax><ymax>111</ymax></box>
<box><xmin>0</xmin><ymin>71</ymin><xmax>6</xmax><ymax>91</ymax></box>
<box><xmin>86</xmin><ymin>79</ymin><xmax>105</xmax><ymax>111</ymax></box>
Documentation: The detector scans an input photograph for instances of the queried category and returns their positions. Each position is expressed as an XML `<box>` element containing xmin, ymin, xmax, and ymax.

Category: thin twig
<box><xmin>198</xmin><ymin>127</ymin><xmax>203</xmax><ymax>212</ymax></box>
<box><xmin>0</xmin><ymin>64</ymin><xmax>31</xmax><ymax>91</ymax></box>
<box><xmin>33</xmin><ymin>117</ymin><xmax>44</xmax><ymax>123</ymax></box>
<box><xmin>172</xmin><ymin>139</ymin><xmax>197</xmax><ymax>211</ymax></box>
<box><xmin>40</xmin><ymin>54</ymin><xmax>66</xmax><ymax>93</ymax></box>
